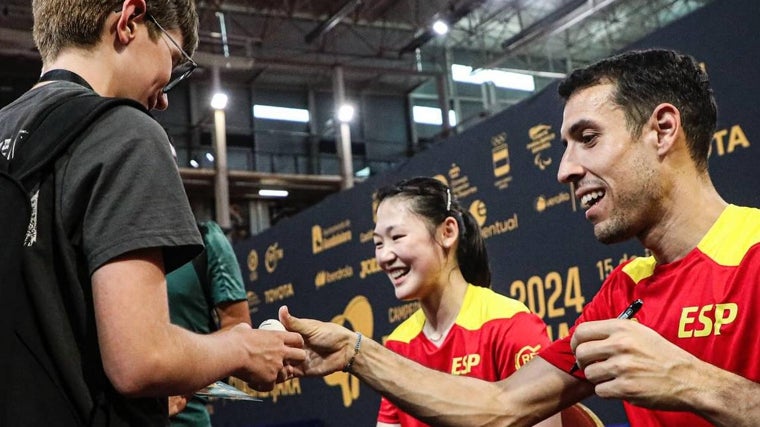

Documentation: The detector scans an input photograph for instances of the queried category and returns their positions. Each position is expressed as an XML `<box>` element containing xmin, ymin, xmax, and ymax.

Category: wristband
<box><xmin>342</xmin><ymin>332</ymin><xmax>362</xmax><ymax>373</ymax></box>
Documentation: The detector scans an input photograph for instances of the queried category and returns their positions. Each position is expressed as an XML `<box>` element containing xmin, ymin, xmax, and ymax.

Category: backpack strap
<box><xmin>10</xmin><ymin>93</ymin><xmax>146</xmax><ymax>189</ymax></box>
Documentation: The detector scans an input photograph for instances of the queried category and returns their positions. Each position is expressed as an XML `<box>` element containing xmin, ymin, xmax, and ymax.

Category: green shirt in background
<box><xmin>167</xmin><ymin>220</ymin><xmax>248</xmax><ymax>426</ymax></box>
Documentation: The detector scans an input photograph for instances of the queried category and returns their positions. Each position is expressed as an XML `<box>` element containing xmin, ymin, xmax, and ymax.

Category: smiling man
<box><xmin>280</xmin><ymin>49</ymin><xmax>760</xmax><ymax>427</ymax></box>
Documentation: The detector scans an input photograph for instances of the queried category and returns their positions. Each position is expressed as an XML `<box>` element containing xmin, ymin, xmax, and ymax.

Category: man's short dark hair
<box><xmin>558</xmin><ymin>49</ymin><xmax>717</xmax><ymax>171</ymax></box>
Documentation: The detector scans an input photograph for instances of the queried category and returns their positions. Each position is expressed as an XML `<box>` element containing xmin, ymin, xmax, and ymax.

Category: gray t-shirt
<box><xmin>0</xmin><ymin>81</ymin><xmax>202</xmax><ymax>425</ymax></box>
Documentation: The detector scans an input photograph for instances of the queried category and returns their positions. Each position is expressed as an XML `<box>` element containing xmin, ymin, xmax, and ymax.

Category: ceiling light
<box><xmin>432</xmin><ymin>20</ymin><xmax>449</xmax><ymax>35</ymax></box>
<box><xmin>210</xmin><ymin>92</ymin><xmax>228</xmax><ymax>110</ymax></box>
<box><xmin>253</xmin><ymin>105</ymin><xmax>310</xmax><ymax>123</ymax></box>
<box><xmin>412</xmin><ymin>106</ymin><xmax>456</xmax><ymax>126</ymax></box>
<box><xmin>259</xmin><ymin>189</ymin><xmax>289</xmax><ymax>198</ymax></box>
<box><xmin>451</xmin><ymin>64</ymin><xmax>535</xmax><ymax>92</ymax></box>
<box><xmin>337</xmin><ymin>104</ymin><xmax>355</xmax><ymax>123</ymax></box>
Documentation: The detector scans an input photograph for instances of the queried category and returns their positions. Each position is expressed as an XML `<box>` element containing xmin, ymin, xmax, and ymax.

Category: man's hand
<box><xmin>571</xmin><ymin>318</ymin><xmax>702</xmax><ymax>410</ymax></box>
<box><xmin>228</xmin><ymin>322</ymin><xmax>307</xmax><ymax>391</ymax></box>
<box><xmin>278</xmin><ymin>305</ymin><xmax>355</xmax><ymax>377</ymax></box>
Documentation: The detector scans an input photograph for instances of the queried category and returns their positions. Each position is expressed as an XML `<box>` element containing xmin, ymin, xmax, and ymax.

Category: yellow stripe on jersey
<box><xmin>621</xmin><ymin>205</ymin><xmax>760</xmax><ymax>284</ymax></box>
<box><xmin>386</xmin><ymin>285</ymin><xmax>531</xmax><ymax>343</ymax></box>
<box><xmin>622</xmin><ymin>255</ymin><xmax>657</xmax><ymax>284</ymax></box>
<box><xmin>697</xmin><ymin>205</ymin><xmax>760</xmax><ymax>266</ymax></box>
<box><xmin>387</xmin><ymin>309</ymin><xmax>426</xmax><ymax>344</ymax></box>
<box><xmin>457</xmin><ymin>285</ymin><xmax>531</xmax><ymax>331</ymax></box>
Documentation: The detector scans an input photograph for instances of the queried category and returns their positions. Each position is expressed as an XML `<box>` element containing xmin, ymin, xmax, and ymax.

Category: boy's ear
<box><xmin>115</xmin><ymin>0</ymin><xmax>148</xmax><ymax>44</ymax></box>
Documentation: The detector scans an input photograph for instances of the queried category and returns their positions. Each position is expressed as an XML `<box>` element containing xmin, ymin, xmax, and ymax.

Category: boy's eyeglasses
<box><xmin>146</xmin><ymin>14</ymin><xmax>198</xmax><ymax>93</ymax></box>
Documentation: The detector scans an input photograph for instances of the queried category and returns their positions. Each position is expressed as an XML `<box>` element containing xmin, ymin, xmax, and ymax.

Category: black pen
<box><xmin>569</xmin><ymin>299</ymin><xmax>643</xmax><ymax>374</ymax></box>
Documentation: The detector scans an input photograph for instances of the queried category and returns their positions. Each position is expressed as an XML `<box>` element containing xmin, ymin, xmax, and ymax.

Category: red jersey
<box><xmin>540</xmin><ymin>205</ymin><xmax>760</xmax><ymax>426</ymax></box>
<box><xmin>378</xmin><ymin>285</ymin><xmax>551</xmax><ymax>426</ymax></box>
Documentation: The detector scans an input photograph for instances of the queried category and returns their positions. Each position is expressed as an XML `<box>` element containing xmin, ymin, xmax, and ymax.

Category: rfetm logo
<box><xmin>514</xmin><ymin>344</ymin><xmax>542</xmax><ymax>369</ymax></box>
<box><xmin>324</xmin><ymin>296</ymin><xmax>374</xmax><ymax>407</ymax></box>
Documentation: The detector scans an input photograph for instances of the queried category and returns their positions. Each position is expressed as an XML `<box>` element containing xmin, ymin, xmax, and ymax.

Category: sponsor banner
<box><xmin>222</xmin><ymin>1</ymin><xmax>760</xmax><ymax>424</ymax></box>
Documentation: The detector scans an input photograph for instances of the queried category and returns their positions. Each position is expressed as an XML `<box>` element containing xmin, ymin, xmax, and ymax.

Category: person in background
<box><xmin>0</xmin><ymin>0</ymin><xmax>305</xmax><ymax>424</ymax></box>
<box><xmin>372</xmin><ymin>177</ymin><xmax>560</xmax><ymax>427</ymax></box>
<box><xmin>278</xmin><ymin>49</ymin><xmax>760</xmax><ymax>426</ymax></box>
<box><xmin>167</xmin><ymin>220</ymin><xmax>252</xmax><ymax>426</ymax></box>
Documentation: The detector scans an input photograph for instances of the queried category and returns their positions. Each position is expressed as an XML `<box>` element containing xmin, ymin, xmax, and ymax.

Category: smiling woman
<box><xmin>371</xmin><ymin>176</ymin><xmax>559</xmax><ymax>427</ymax></box>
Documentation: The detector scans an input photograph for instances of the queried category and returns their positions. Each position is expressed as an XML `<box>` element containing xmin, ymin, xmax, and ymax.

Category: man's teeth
<box><xmin>581</xmin><ymin>191</ymin><xmax>605</xmax><ymax>209</ymax></box>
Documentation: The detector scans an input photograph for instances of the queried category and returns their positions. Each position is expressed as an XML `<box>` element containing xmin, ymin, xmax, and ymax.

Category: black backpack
<box><xmin>0</xmin><ymin>93</ymin><xmax>146</xmax><ymax>425</ymax></box>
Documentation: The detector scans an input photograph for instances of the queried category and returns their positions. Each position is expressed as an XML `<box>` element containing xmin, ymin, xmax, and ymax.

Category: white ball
<box><xmin>259</xmin><ymin>319</ymin><xmax>286</xmax><ymax>331</ymax></box>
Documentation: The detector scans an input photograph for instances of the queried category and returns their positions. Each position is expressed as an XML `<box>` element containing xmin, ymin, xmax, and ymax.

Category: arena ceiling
<box><xmin>0</xmin><ymin>0</ymin><xmax>713</xmax><ymax>92</ymax></box>
<box><xmin>0</xmin><ymin>0</ymin><xmax>715</xmax><ymax>220</ymax></box>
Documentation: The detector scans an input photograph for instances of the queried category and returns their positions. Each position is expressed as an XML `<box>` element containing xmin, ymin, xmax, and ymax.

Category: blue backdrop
<box><xmin>213</xmin><ymin>0</ymin><xmax>758</xmax><ymax>425</ymax></box>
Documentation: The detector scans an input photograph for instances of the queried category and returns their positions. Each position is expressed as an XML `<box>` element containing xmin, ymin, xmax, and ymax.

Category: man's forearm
<box><xmin>351</xmin><ymin>338</ymin><xmax>512</xmax><ymax>426</ymax></box>
<box><xmin>693</xmin><ymin>363</ymin><xmax>760</xmax><ymax>427</ymax></box>
<box><xmin>351</xmin><ymin>338</ymin><xmax>575</xmax><ymax>427</ymax></box>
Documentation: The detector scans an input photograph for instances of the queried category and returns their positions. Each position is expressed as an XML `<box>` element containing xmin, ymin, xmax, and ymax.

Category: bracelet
<box><xmin>342</xmin><ymin>332</ymin><xmax>362</xmax><ymax>373</ymax></box>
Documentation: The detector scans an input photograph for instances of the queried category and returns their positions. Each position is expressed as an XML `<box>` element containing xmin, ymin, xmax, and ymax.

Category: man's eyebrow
<box><xmin>561</xmin><ymin>119</ymin><xmax>598</xmax><ymax>146</ymax></box>
<box><xmin>566</xmin><ymin>119</ymin><xmax>597</xmax><ymax>136</ymax></box>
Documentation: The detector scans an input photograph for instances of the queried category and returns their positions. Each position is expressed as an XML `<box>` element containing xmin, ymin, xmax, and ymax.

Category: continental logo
<box><xmin>324</xmin><ymin>296</ymin><xmax>374</xmax><ymax>407</ymax></box>
<box><xmin>247</xmin><ymin>249</ymin><xmax>259</xmax><ymax>282</ymax></box>
<box><xmin>481</xmin><ymin>213</ymin><xmax>518</xmax><ymax>239</ymax></box>
<box><xmin>264</xmin><ymin>283</ymin><xmax>295</xmax><ymax>304</ymax></box>
<box><xmin>388</xmin><ymin>301</ymin><xmax>420</xmax><ymax>324</ymax></box>
<box><xmin>265</xmin><ymin>243</ymin><xmax>283</xmax><ymax>273</ymax></box>
<box><xmin>491</xmin><ymin>132</ymin><xmax>513</xmax><ymax>190</ymax></box>
<box><xmin>228</xmin><ymin>377</ymin><xmax>302</xmax><ymax>403</ymax></box>
<box><xmin>312</xmin><ymin>220</ymin><xmax>352</xmax><ymax>254</ymax></box>
<box><xmin>534</xmin><ymin>191</ymin><xmax>571</xmax><ymax>213</ymax></box>
<box><xmin>527</xmin><ymin>124</ymin><xmax>555</xmax><ymax>171</ymax></box>
<box><xmin>514</xmin><ymin>344</ymin><xmax>542</xmax><ymax>369</ymax></box>
<box><xmin>712</xmin><ymin>124</ymin><xmax>750</xmax><ymax>157</ymax></box>
<box><xmin>469</xmin><ymin>199</ymin><xmax>518</xmax><ymax>239</ymax></box>
<box><xmin>315</xmin><ymin>265</ymin><xmax>354</xmax><ymax>288</ymax></box>
<box><xmin>359</xmin><ymin>257</ymin><xmax>382</xmax><ymax>279</ymax></box>
<box><xmin>469</xmin><ymin>200</ymin><xmax>487</xmax><ymax>227</ymax></box>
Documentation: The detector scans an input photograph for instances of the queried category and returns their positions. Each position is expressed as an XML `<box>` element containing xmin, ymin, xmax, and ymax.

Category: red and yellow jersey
<box><xmin>541</xmin><ymin>204</ymin><xmax>760</xmax><ymax>427</ymax></box>
<box><xmin>378</xmin><ymin>284</ymin><xmax>550</xmax><ymax>427</ymax></box>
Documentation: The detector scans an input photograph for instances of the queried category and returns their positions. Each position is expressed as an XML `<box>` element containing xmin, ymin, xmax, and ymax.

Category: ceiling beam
<box><xmin>305</xmin><ymin>0</ymin><xmax>364</xmax><ymax>44</ymax></box>
<box><xmin>485</xmin><ymin>0</ymin><xmax>624</xmax><ymax>69</ymax></box>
